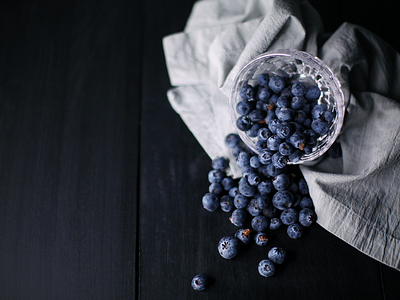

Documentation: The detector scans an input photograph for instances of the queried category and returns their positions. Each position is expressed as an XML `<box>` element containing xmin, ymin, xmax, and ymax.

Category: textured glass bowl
<box><xmin>229</xmin><ymin>49</ymin><xmax>345</xmax><ymax>164</ymax></box>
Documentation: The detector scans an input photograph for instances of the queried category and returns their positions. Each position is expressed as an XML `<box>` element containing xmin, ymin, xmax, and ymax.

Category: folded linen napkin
<box><xmin>163</xmin><ymin>0</ymin><xmax>400</xmax><ymax>270</ymax></box>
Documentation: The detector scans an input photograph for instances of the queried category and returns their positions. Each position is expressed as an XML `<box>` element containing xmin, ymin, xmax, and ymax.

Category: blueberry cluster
<box><xmin>200</xmin><ymin>132</ymin><xmax>320</xmax><ymax>281</ymax></box>
<box><xmin>235</xmin><ymin>73</ymin><xmax>335</xmax><ymax>164</ymax></box>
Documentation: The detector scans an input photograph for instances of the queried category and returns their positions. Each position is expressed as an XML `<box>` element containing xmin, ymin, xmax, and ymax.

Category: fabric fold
<box><xmin>163</xmin><ymin>0</ymin><xmax>400</xmax><ymax>270</ymax></box>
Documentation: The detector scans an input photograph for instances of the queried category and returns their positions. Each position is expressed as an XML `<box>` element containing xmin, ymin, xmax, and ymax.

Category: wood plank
<box><xmin>0</xmin><ymin>1</ymin><xmax>140</xmax><ymax>298</ymax></box>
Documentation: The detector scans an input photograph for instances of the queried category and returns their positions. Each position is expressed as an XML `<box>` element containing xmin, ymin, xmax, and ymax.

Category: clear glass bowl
<box><xmin>229</xmin><ymin>49</ymin><xmax>345</xmax><ymax>164</ymax></box>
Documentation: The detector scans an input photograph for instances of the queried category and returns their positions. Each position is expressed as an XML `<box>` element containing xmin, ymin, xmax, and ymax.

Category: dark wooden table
<box><xmin>0</xmin><ymin>0</ymin><xmax>399</xmax><ymax>299</ymax></box>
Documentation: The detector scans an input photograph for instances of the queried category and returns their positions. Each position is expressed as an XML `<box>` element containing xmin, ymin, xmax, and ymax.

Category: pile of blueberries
<box><xmin>192</xmin><ymin>131</ymin><xmax>341</xmax><ymax>291</ymax></box>
<box><xmin>235</xmin><ymin>73</ymin><xmax>335</xmax><ymax>164</ymax></box>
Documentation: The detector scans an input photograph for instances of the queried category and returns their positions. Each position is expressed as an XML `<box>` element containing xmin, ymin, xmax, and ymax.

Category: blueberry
<box><xmin>257</xmin><ymin>180</ymin><xmax>273</xmax><ymax>194</ymax></box>
<box><xmin>268</xmin><ymin>119</ymin><xmax>280</xmax><ymax>134</ymax></box>
<box><xmin>280</xmin><ymin>208</ymin><xmax>299</xmax><ymax>225</ymax></box>
<box><xmin>211</xmin><ymin>157</ymin><xmax>229</xmax><ymax>170</ymax></box>
<box><xmin>246</xmin><ymin>123</ymin><xmax>262</xmax><ymax>138</ymax></box>
<box><xmin>281</xmin><ymin>87</ymin><xmax>293</xmax><ymax>98</ymax></box>
<box><xmin>305</xmin><ymin>85</ymin><xmax>321</xmax><ymax>101</ymax></box>
<box><xmin>208</xmin><ymin>169</ymin><xmax>225</xmax><ymax>183</ymax></box>
<box><xmin>191</xmin><ymin>274</ymin><xmax>208</xmax><ymax>291</ymax></box>
<box><xmin>276</xmin><ymin>107</ymin><xmax>294</xmax><ymax>122</ymax></box>
<box><xmin>225</xmin><ymin>133</ymin><xmax>240</xmax><ymax>148</ymax></box>
<box><xmin>236</xmin><ymin>115</ymin><xmax>253</xmax><ymax>131</ymax></box>
<box><xmin>257</xmin><ymin>73</ymin><xmax>269</xmax><ymax>86</ymax></box>
<box><xmin>230</xmin><ymin>208</ymin><xmax>247</xmax><ymax>227</ymax></box>
<box><xmin>255</xmin><ymin>193</ymin><xmax>269</xmax><ymax>209</ymax></box>
<box><xmin>238</xmin><ymin>179</ymin><xmax>256</xmax><ymax>197</ymax></box>
<box><xmin>289</xmin><ymin>132</ymin><xmax>306</xmax><ymax>150</ymax></box>
<box><xmin>258</xmin><ymin>148</ymin><xmax>274</xmax><ymax>165</ymax></box>
<box><xmin>287</xmin><ymin>182</ymin><xmax>299</xmax><ymax>194</ymax></box>
<box><xmin>272</xmin><ymin>173</ymin><xmax>290</xmax><ymax>191</ymax></box>
<box><xmin>235</xmin><ymin>228</ymin><xmax>253</xmax><ymax>245</ymax></box>
<box><xmin>232</xmin><ymin>145</ymin><xmax>244</xmax><ymax>157</ymax></box>
<box><xmin>298</xmin><ymin>178</ymin><xmax>309</xmax><ymax>195</ymax></box>
<box><xmin>291</xmin><ymin>96</ymin><xmax>306</xmax><ymax>110</ymax></box>
<box><xmin>218</xmin><ymin>236</ymin><xmax>240</xmax><ymax>259</ymax></box>
<box><xmin>303</xmin><ymin>143</ymin><xmax>314</xmax><ymax>154</ymax></box>
<box><xmin>236</xmin><ymin>151</ymin><xmax>251</xmax><ymax>168</ymax></box>
<box><xmin>324</xmin><ymin>110</ymin><xmax>334</xmax><ymax>122</ymax></box>
<box><xmin>268</xmin><ymin>247</ymin><xmax>287</xmax><ymax>264</ymax></box>
<box><xmin>311</xmin><ymin>104</ymin><xmax>328</xmax><ymax>120</ymax></box>
<box><xmin>220</xmin><ymin>195</ymin><xmax>234</xmax><ymax>212</ymax></box>
<box><xmin>255</xmin><ymin>139</ymin><xmax>269</xmax><ymax>152</ymax></box>
<box><xmin>275</xmin><ymin>122</ymin><xmax>292</xmax><ymax>139</ymax></box>
<box><xmin>249</xmin><ymin>110</ymin><xmax>267</xmax><ymax>122</ymax></box>
<box><xmin>303</xmin><ymin>129</ymin><xmax>319</xmax><ymax>144</ymax></box>
<box><xmin>258</xmin><ymin>259</ymin><xmax>275</xmax><ymax>277</ymax></box>
<box><xmin>266</xmin><ymin>163</ymin><xmax>284</xmax><ymax>177</ymax></box>
<box><xmin>251</xmin><ymin>215</ymin><xmax>270</xmax><ymax>232</ymax></box>
<box><xmin>267</xmin><ymin>135</ymin><xmax>282</xmax><ymax>151</ymax></box>
<box><xmin>272</xmin><ymin>152</ymin><xmax>288</xmax><ymax>169</ymax></box>
<box><xmin>299</xmin><ymin>208</ymin><xmax>317</xmax><ymax>227</ymax></box>
<box><xmin>272</xmin><ymin>190</ymin><xmax>294</xmax><ymax>210</ymax></box>
<box><xmin>209</xmin><ymin>182</ymin><xmax>224</xmax><ymax>194</ymax></box>
<box><xmin>229</xmin><ymin>186</ymin><xmax>240</xmax><ymax>198</ymax></box>
<box><xmin>269</xmin><ymin>217</ymin><xmax>283</xmax><ymax>230</ymax></box>
<box><xmin>279</xmin><ymin>142</ymin><xmax>294</xmax><ymax>156</ymax></box>
<box><xmin>256</xmin><ymin>100</ymin><xmax>268</xmax><ymax>111</ymax></box>
<box><xmin>276</xmin><ymin>96</ymin><xmax>290</xmax><ymax>108</ymax></box>
<box><xmin>303</xmin><ymin>118</ymin><xmax>312</xmax><ymax>128</ymax></box>
<box><xmin>249</xmin><ymin>156</ymin><xmax>261</xmax><ymax>169</ymax></box>
<box><xmin>294</xmin><ymin>110</ymin><xmax>307</xmax><ymax>123</ymax></box>
<box><xmin>311</xmin><ymin>119</ymin><xmax>330</xmax><ymax>136</ymax></box>
<box><xmin>221</xmin><ymin>177</ymin><xmax>235</xmax><ymax>191</ymax></box>
<box><xmin>248</xmin><ymin>172</ymin><xmax>262</xmax><ymax>186</ymax></box>
<box><xmin>236</xmin><ymin>100</ymin><xmax>253</xmax><ymax>115</ymax></box>
<box><xmin>254</xmin><ymin>232</ymin><xmax>269</xmax><ymax>247</ymax></box>
<box><xmin>300</xmin><ymin>196</ymin><xmax>313</xmax><ymax>209</ymax></box>
<box><xmin>257</xmin><ymin>127</ymin><xmax>272</xmax><ymax>141</ymax></box>
<box><xmin>287</xmin><ymin>223</ymin><xmax>304</xmax><ymax>239</ymax></box>
<box><xmin>288</xmin><ymin>150</ymin><xmax>303</xmax><ymax>162</ymax></box>
<box><xmin>240</xmin><ymin>84</ymin><xmax>254</xmax><ymax>100</ymax></box>
<box><xmin>234</xmin><ymin>194</ymin><xmax>249</xmax><ymax>209</ymax></box>
<box><xmin>257</xmin><ymin>86</ymin><xmax>271</xmax><ymax>101</ymax></box>
<box><xmin>264</xmin><ymin>109</ymin><xmax>276</xmax><ymax>124</ymax></box>
<box><xmin>247</xmin><ymin>199</ymin><xmax>261</xmax><ymax>216</ymax></box>
<box><xmin>268</xmin><ymin>93</ymin><xmax>279</xmax><ymax>105</ymax></box>
<box><xmin>263</xmin><ymin>205</ymin><xmax>279</xmax><ymax>218</ymax></box>
<box><xmin>202</xmin><ymin>193</ymin><xmax>220</xmax><ymax>212</ymax></box>
<box><xmin>241</xmin><ymin>165</ymin><xmax>255</xmax><ymax>178</ymax></box>
<box><xmin>291</xmin><ymin>81</ymin><xmax>306</xmax><ymax>96</ymax></box>
<box><xmin>268</xmin><ymin>76</ymin><xmax>286</xmax><ymax>93</ymax></box>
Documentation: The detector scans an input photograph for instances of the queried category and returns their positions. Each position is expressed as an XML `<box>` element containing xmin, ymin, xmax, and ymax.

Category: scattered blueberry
<box><xmin>287</xmin><ymin>223</ymin><xmax>304</xmax><ymax>239</ymax></box>
<box><xmin>268</xmin><ymin>247</ymin><xmax>287</xmax><ymax>264</ymax></box>
<box><xmin>299</xmin><ymin>208</ymin><xmax>317</xmax><ymax>227</ymax></box>
<box><xmin>235</xmin><ymin>228</ymin><xmax>253</xmax><ymax>245</ymax></box>
<box><xmin>230</xmin><ymin>208</ymin><xmax>247</xmax><ymax>227</ymax></box>
<box><xmin>202</xmin><ymin>193</ymin><xmax>220</xmax><ymax>212</ymax></box>
<box><xmin>254</xmin><ymin>232</ymin><xmax>269</xmax><ymax>246</ymax></box>
<box><xmin>191</xmin><ymin>274</ymin><xmax>208</xmax><ymax>291</ymax></box>
<box><xmin>218</xmin><ymin>236</ymin><xmax>240</xmax><ymax>259</ymax></box>
<box><xmin>251</xmin><ymin>215</ymin><xmax>270</xmax><ymax>232</ymax></box>
<box><xmin>258</xmin><ymin>259</ymin><xmax>275</xmax><ymax>277</ymax></box>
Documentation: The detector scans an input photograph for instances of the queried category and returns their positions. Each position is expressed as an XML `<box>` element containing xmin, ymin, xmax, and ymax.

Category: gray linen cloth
<box><xmin>163</xmin><ymin>0</ymin><xmax>400</xmax><ymax>270</ymax></box>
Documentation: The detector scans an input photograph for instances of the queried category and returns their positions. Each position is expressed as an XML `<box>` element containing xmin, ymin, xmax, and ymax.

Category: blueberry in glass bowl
<box><xmin>229</xmin><ymin>49</ymin><xmax>345</xmax><ymax>165</ymax></box>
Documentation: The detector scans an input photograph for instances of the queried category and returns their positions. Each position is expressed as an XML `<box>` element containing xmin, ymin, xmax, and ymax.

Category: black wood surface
<box><xmin>0</xmin><ymin>0</ymin><xmax>399</xmax><ymax>299</ymax></box>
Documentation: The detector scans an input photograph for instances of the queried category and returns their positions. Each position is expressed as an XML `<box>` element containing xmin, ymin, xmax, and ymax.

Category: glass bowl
<box><xmin>229</xmin><ymin>49</ymin><xmax>345</xmax><ymax>164</ymax></box>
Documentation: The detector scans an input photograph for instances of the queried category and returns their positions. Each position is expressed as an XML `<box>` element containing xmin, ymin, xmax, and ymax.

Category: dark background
<box><xmin>0</xmin><ymin>0</ymin><xmax>399</xmax><ymax>299</ymax></box>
